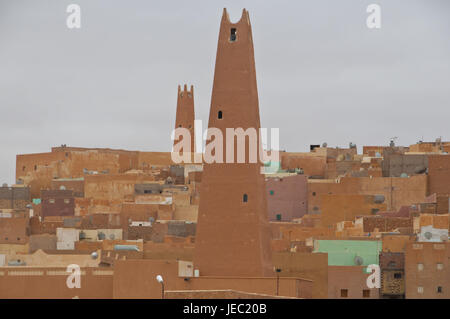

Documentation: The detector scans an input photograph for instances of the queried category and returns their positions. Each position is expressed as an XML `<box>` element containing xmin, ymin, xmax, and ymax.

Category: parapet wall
<box><xmin>0</xmin><ymin>267</ymin><xmax>113</xmax><ymax>299</ymax></box>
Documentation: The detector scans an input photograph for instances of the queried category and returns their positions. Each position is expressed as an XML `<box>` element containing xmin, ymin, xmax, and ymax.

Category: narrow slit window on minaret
<box><xmin>230</xmin><ymin>28</ymin><xmax>237</xmax><ymax>42</ymax></box>
<box><xmin>218</xmin><ymin>110</ymin><xmax>223</xmax><ymax>119</ymax></box>
<box><xmin>243</xmin><ymin>194</ymin><xmax>248</xmax><ymax>202</ymax></box>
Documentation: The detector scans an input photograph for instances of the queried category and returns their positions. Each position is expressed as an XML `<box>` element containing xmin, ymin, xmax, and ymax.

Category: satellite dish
<box><xmin>109</xmin><ymin>234</ymin><xmax>115</xmax><ymax>240</ymax></box>
<box><xmin>354</xmin><ymin>256</ymin><xmax>364</xmax><ymax>266</ymax></box>
<box><xmin>424</xmin><ymin>232</ymin><xmax>433</xmax><ymax>240</ymax></box>
<box><xmin>91</xmin><ymin>252</ymin><xmax>98</xmax><ymax>260</ymax></box>
<box><xmin>59</xmin><ymin>186</ymin><xmax>66</xmax><ymax>190</ymax></box>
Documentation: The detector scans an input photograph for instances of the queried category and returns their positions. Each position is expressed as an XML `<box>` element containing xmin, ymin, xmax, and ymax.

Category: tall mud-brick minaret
<box><xmin>173</xmin><ymin>84</ymin><xmax>195</xmax><ymax>153</ymax></box>
<box><xmin>193</xmin><ymin>8</ymin><xmax>273</xmax><ymax>277</ymax></box>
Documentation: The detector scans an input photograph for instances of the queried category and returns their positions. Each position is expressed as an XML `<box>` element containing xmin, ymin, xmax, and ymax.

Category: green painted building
<box><xmin>313</xmin><ymin>240</ymin><xmax>382</xmax><ymax>268</ymax></box>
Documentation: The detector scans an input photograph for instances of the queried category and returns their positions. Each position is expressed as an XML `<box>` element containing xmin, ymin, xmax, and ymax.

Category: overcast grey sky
<box><xmin>0</xmin><ymin>0</ymin><xmax>449</xmax><ymax>184</ymax></box>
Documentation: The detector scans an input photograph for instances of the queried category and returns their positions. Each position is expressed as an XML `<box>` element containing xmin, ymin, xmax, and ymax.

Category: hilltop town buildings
<box><xmin>0</xmin><ymin>9</ymin><xmax>448</xmax><ymax>299</ymax></box>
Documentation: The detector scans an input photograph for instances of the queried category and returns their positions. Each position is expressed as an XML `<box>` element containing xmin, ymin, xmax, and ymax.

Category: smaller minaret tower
<box><xmin>173</xmin><ymin>84</ymin><xmax>195</xmax><ymax>153</ymax></box>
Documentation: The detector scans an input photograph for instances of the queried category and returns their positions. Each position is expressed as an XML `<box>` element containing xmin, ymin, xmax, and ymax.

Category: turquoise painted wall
<box><xmin>314</xmin><ymin>240</ymin><xmax>382</xmax><ymax>267</ymax></box>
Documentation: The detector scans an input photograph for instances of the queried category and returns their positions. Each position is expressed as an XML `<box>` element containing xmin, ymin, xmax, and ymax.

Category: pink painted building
<box><xmin>266</xmin><ymin>174</ymin><xmax>308</xmax><ymax>221</ymax></box>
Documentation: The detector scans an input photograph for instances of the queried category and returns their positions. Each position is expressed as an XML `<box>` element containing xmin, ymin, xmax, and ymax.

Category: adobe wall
<box><xmin>74</xmin><ymin>198</ymin><xmax>89</xmax><ymax>216</ymax></box>
<box><xmin>273</xmin><ymin>252</ymin><xmax>328</xmax><ymax>299</ymax></box>
<box><xmin>87</xmin><ymin>199</ymin><xmax>123</xmax><ymax>215</ymax></box>
<box><xmin>16</xmin><ymin>151</ymin><xmax>65</xmax><ymax>184</ymax></box>
<box><xmin>0</xmin><ymin>243</ymin><xmax>29</xmax><ymax>258</ymax></box>
<box><xmin>0</xmin><ymin>186</ymin><xmax>30</xmax><ymax>209</ymax></box>
<box><xmin>417</xmin><ymin>214</ymin><xmax>449</xmax><ymax>231</ymax></box>
<box><xmin>382</xmin><ymin>234</ymin><xmax>415</xmax><ymax>253</ymax></box>
<box><xmin>16</xmin><ymin>152</ymin><xmax>65</xmax><ymax>199</ymax></box>
<box><xmin>380</xmin><ymin>249</ymin><xmax>406</xmax><ymax>298</ymax></box>
<box><xmin>0</xmin><ymin>267</ymin><xmax>112</xmax><ymax>298</ymax></box>
<box><xmin>167</xmin><ymin>221</ymin><xmax>196</xmax><ymax>238</ymax></box>
<box><xmin>10</xmin><ymin>249</ymin><xmax>100</xmax><ymax>267</ymax></box>
<box><xmin>382</xmin><ymin>154</ymin><xmax>427</xmax><ymax>177</ymax></box>
<box><xmin>100</xmin><ymin>250</ymin><xmax>144</xmax><ymax>266</ymax></box>
<box><xmin>121</xmin><ymin>203</ymin><xmax>159</xmax><ymax>225</ymax></box>
<box><xmin>173</xmin><ymin>206</ymin><xmax>198</xmax><ymax>222</ymax></box>
<box><xmin>280</xmin><ymin>153</ymin><xmax>326</xmax><ymax>177</ymax></box>
<box><xmin>320</xmin><ymin>194</ymin><xmax>386</xmax><ymax>228</ymax></box>
<box><xmin>29</xmin><ymin>234</ymin><xmax>57</xmax><ymax>252</ymax></box>
<box><xmin>270</xmin><ymin>222</ymin><xmax>334</xmax><ymax>242</ymax></box>
<box><xmin>112</xmin><ymin>260</ymin><xmax>312</xmax><ymax>299</ymax></box>
<box><xmin>379</xmin><ymin>252</ymin><xmax>404</xmax><ymax>269</ymax></box>
<box><xmin>266</xmin><ymin>175</ymin><xmax>308</xmax><ymax>221</ymax></box>
<box><xmin>41</xmin><ymin>190</ymin><xmax>74</xmax><ymax>217</ymax></box>
<box><xmin>79</xmin><ymin>213</ymin><xmax>121</xmax><ymax>229</ymax></box>
<box><xmin>84</xmin><ymin>174</ymin><xmax>155</xmax><ymax>201</ymax></box>
<box><xmin>325</xmin><ymin>160</ymin><xmax>362</xmax><ymax>179</ymax></box>
<box><xmin>428</xmin><ymin>155</ymin><xmax>450</xmax><ymax>196</ymax></box>
<box><xmin>0</xmin><ymin>217</ymin><xmax>29</xmax><ymax>245</ymax></box>
<box><xmin>405</xmin><ymin>242</ymin><xmax>449</xmax><ymax>299</ymax></box>
<box><xmin>362</xmin><ymin>216</ymin><xmax>412</xmax><ymax>233</ymax></box>
<box><xmin>328</xmin><ymin>266</ymin><xmax>379</xmax><ymax>299</ymax></box>
<box><xmin>61</xmin><ymin>150</ymin><xmax>136</xmax><ymax>176</ymax></box>
<box><xmin>308</xmin><ymin>175</ymin><xmax>427</xmax><ymax>213</ymax></box>
<box><xmin>143</xmin><ymin>242</ymin><xmax>195</xmax><ymax>260</ymax></box>
<box><xmin>30</xmin><ymin>216</ymin><xmax>63</xmax><ymax>235</ymax></box>
<box><xmin>436</xmin><ymin>195</ymin><xmax>449</xmax><ymax>214</ymax></box>
<box><xmin>172</xmin><ymin>191</ymin><xmax>191</xmax><ymax>206</ymax></box>
<box><xmin>409</xmin><ymin>142</ymin><xmax>439</xmax><ymax>153</ymax></box>
<box><xmin>16</xmin><ymin>148</ymin><xmax>140</xmax><ymax>199</ymax></box>
<box><xmin>138</xmin><ymin>152</ymin><xmax>174</xmax><ymax>169</ymax></box>
<box><xmin>363</xmin><ymin>146</ymin><xmax>388</xmax><ymax>157</ymax></box>
<box><xmin>51</xmin><ymin>179</ymin><xmax>84</xmax><ymax>197</ymax></box>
